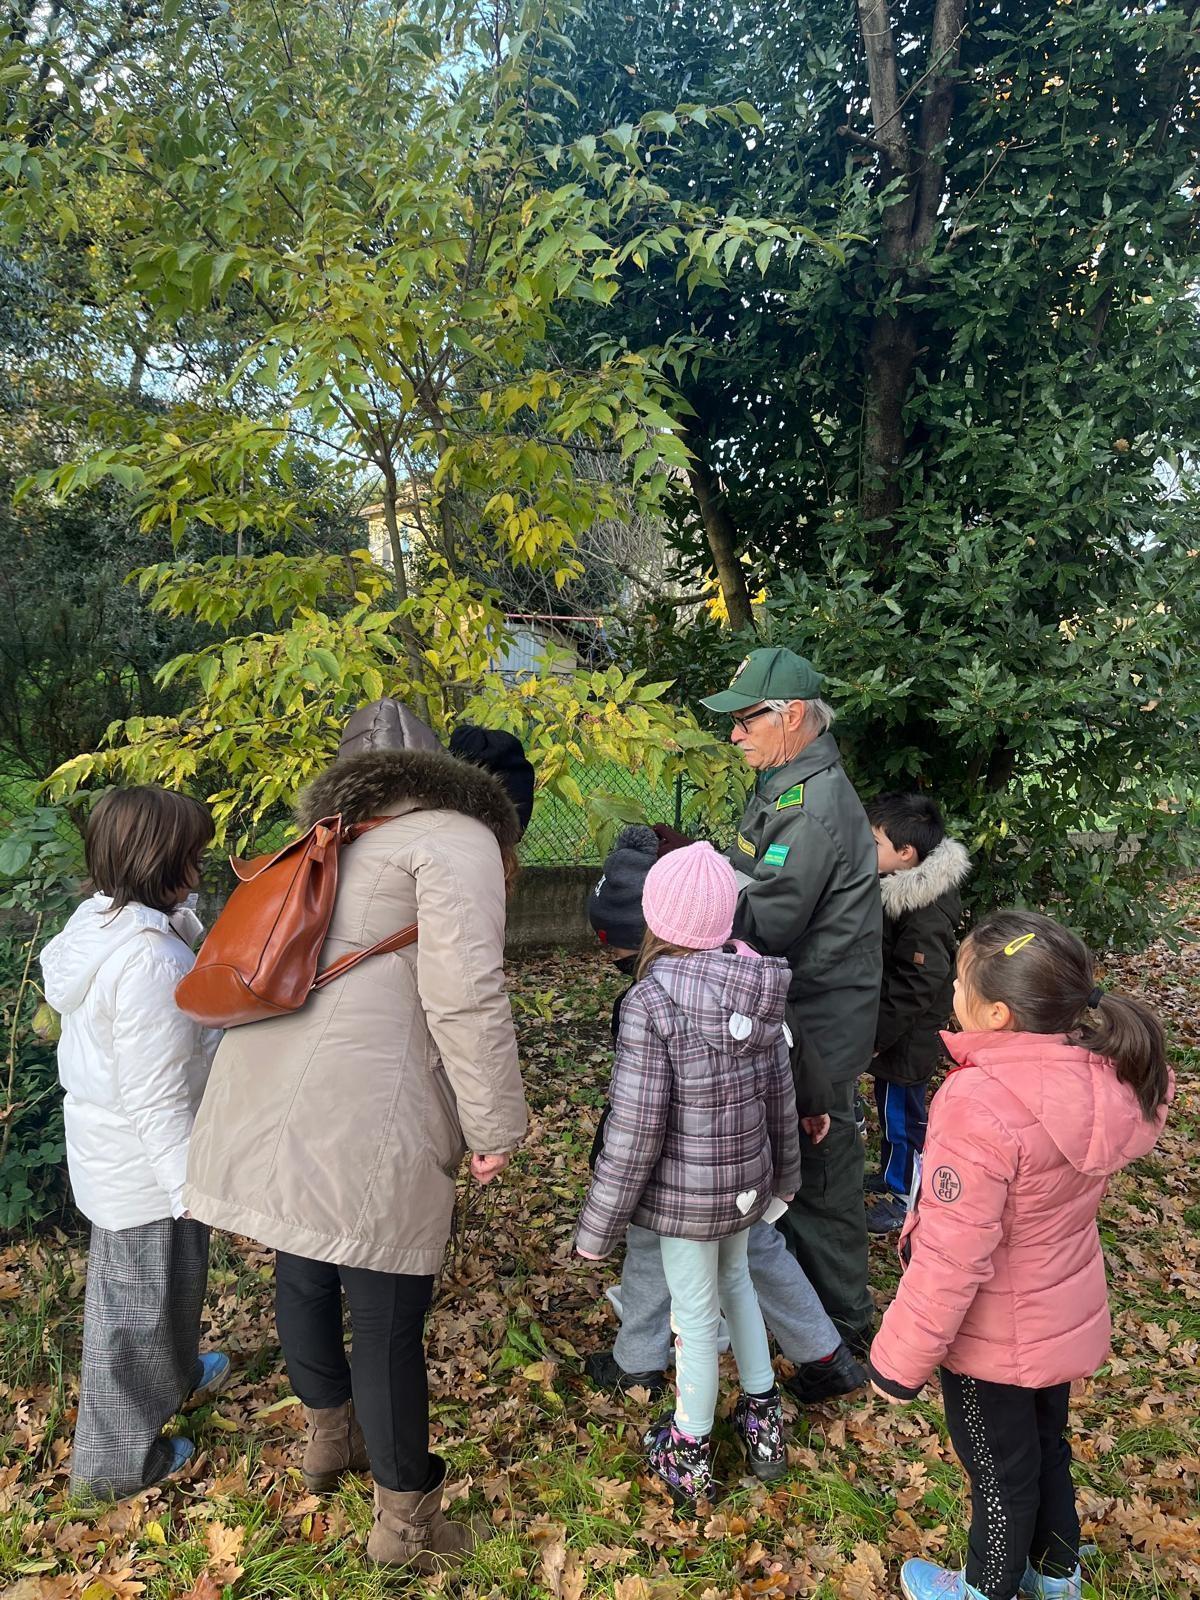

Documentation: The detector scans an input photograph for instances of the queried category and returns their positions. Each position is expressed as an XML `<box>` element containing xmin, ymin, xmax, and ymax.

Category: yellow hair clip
<box><xmin>1003</xmin><ymin>933</ymin><xmax>1036</xmax><ymax>956</ymax></box>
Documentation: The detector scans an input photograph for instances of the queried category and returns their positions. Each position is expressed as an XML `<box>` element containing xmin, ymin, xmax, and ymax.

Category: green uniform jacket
<box><xmin>728</xmin><ymin>733</ymin><xmax>882</xmax><ymax>1090</ymax></box>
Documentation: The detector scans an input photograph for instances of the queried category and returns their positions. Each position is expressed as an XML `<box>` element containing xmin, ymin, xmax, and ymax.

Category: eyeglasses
<box><xmin>731</xmin><ymin>705</ymin><xmax>778</xmax><ymax>734</ymax></box>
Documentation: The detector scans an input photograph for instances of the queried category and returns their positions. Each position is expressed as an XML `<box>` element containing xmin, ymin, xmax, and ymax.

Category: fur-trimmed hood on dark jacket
<box><xmin>296</xmin><ymin>749</ymin><xmax>521</xmax><ymax>851</ymax></box>
<box><xmin>874</xmin><ymin>836</ymin><xmax>970</xmax><ymax>1085</ymax></box>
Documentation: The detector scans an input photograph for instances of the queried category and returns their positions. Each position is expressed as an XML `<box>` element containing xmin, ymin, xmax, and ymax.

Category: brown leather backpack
<box><xmin>175</xmin><ymin>814</ymin><xmax>416</xmax><ymax>1029</ymax></box>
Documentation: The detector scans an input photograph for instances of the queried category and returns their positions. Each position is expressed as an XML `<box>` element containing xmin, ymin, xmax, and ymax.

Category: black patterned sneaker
<box><xmin>732</xmin><ymin>1388</ymin><xmax>787</xmax><ymax>1481</ymax></box>
<box><xmin>643</xmin><ymin>1416</ymin><xmax>714</xmax><ymax>1507</ymax></box>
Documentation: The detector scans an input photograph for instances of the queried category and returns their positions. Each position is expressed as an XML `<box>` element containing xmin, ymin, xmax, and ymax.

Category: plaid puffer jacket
<box><xmin>575</xmin><ymin>947</ymin><xmax>803</xmax><ymax>1256</ymax></box>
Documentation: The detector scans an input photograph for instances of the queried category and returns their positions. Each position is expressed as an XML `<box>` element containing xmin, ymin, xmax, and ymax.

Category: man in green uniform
<box><xmin>701</xmin><ymin>647</ymin><xmax>881</xmax><ymax>1359</ymax></box>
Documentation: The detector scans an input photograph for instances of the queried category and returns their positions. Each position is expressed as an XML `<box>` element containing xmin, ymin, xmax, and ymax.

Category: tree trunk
<box><xmin>377</xmin><ymin>457</ymin><xmax>431</xmax><ymax>713</ymax></box>
<box><xmin>687</xmin><ymin>454</ymin><xmax>755</xmax><ymax>633</ymax></box>
<box><xmin>853</xmin><ymin>0</ymin><xmax>965</xmax><ymax>558</ymax></box>
<box><xmin>861</xmin><ymin>313</ymin><xmax>918</xmax><ymax>530</ymax></box>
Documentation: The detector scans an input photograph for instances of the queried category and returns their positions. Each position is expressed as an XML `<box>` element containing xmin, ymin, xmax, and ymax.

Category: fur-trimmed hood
<box><xmin>879</xmin><ymin>836</ymin><xmax>971</xmax><ymax>916</ymax></box>
<box><xmin>296</xmin><ymin>749</ymin><xmax>520</xmax><ymax>850</ymax></box>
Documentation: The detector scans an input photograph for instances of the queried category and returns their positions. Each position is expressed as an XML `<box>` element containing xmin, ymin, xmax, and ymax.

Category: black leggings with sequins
<box><xmin>940</xmin><ymin>1370</ymin><xmax>1080</xmax><ymax>1600</ymax></box>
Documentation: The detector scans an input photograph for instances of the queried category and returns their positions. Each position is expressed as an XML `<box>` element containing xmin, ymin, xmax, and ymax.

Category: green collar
<box><xmin>755</xmin><ymin>733</ymin><xmax>842</xmax><ymax>801</ymax></box>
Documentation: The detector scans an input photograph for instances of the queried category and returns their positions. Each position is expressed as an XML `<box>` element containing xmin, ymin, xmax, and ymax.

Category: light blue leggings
<box><xmin>658</xmin><ymin>1229</ymin><xmax>776</xmax><ymax>1438</ymax></box>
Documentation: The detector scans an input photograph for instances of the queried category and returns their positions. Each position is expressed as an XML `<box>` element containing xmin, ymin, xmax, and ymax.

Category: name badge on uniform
<box><xmin>763</xmin><ymin>842</ymin><xmax>790</xmax><ymax>867</ymax></box>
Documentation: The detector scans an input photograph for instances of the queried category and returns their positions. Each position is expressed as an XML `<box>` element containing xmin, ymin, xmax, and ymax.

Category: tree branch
<box><xmin>911</xmin><ymin>0</ymin><xmax>967</xmax><ymax>254</ymax></box>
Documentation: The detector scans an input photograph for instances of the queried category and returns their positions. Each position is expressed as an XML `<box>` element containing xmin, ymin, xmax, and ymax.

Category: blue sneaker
<box><xmin>900</xmin><ymin>1559</ymin><xmax>991</xmax><ymax>1600</ymax></box>
<box><xmin>163</xmin><ymin>1436</ymin><xmax>195</xmax><ymax>1479</ymax></box>
<box><xmin>1019</xmin><ymin>1566</ymin><xmax>1082</xmax><ymax>1599</ymax></box>
<box><xmin>188</xmin><ymin>1350</ymin><xmax>231</xmax><ymax>1405</ymax></box>
<box><xmin>866</xmin><ymin>1192</ymin><xmax>908</xmax><ymax>1234</ymax></box>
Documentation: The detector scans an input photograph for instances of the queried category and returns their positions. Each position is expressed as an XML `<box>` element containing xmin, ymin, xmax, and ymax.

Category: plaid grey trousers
<box><xmin>71</xmin><ymin>1217</ymin><xmax>210</xmax><ymax>1500</ymax></box>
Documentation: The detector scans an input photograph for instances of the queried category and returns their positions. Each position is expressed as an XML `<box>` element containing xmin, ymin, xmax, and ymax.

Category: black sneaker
<box><xmin>584</xmin><ymin>1349</ymin><xmax>667</xmax><ymax>1400</ymax></box>
<box><xmin>783</xmin><ymin>1341</ymin><xmax>868</xmax><ymax>1406</ymax></box>
<box><xmin>866</xmin><ymin>1193</ymin><xmax>909</xmax><ymax>1235</ymax></box>
<box><xmin>732</xmin><ymin>1388</ymin><xmax>787</xmax><ymax>1481</ymax></box>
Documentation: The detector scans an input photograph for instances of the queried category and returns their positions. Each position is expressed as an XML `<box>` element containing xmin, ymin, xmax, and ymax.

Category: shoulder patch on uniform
<box><xmin>763</xmin><ymin>842</ymin><xmax>790</xmax><ymax>867</ymax></box>
<box><xmin>776</xmin><ymin>783</ymin><xmax>805</xmax><ymax>811</ymax></box>
<box><xmin>736</xmin><ymin>832</ymin><xmax>756</xmax><ymax>857</ymax></box>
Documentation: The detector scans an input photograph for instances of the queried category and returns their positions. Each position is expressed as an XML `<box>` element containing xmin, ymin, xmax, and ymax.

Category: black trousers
<box><xmin>941</xmin><ymin>1369</ymin><xmax>1080</xmax><ymax>1600</ymax></box>
<box><xmin>274</xmin><ymin>1251</ymin><xmax>435</xmax><ymax>1492</ymax></box>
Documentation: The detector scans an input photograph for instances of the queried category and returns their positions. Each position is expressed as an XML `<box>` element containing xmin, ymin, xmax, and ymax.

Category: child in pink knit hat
<box><xmin>576</xmin><ymin>841</ymin><xmax>803</xmax><ymax>1506</ymax></box>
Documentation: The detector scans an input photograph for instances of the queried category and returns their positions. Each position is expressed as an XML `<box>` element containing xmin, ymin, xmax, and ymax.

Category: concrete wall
<box><xmin>193</xmin><ymin>862</ymin><xmax>599</xmax><ymax>955</ymax></box>
<box><xmin>505</xmin><ymin>865</ymin><xmax>597</xmax><ymax>953</ymax></box>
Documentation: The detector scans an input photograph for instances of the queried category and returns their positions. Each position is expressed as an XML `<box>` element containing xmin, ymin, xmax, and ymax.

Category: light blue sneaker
<box><xmin>900</xmin><ymin>1559</ymin><xmax>992</xmax><ymax>1600</ymax></box>
<box><xmin>1018</xmin><ymin>1565</ymin><xmax>1082</xmax><ymax>1599</ymax></box>
<box><xmin>188</xmin><ymin>1350</ymin><xmax>231</xmax><ymax>1405</ymax></box>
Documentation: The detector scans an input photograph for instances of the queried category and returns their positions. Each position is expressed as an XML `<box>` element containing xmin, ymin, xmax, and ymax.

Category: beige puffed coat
<box><xmin>184</xmin><ymin>748</ymin><xmax>528</xmax><ymax>1275</ymax></box>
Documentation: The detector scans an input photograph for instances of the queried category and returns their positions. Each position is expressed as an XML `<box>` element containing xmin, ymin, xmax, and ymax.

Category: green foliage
<box><xmin>0</xmin><ymin>917</ymin><xmax>71</xmax><ymax>1231</ymax></box>
<box><xmin>3</xmin><ymin>0</ymin><xmax>796</xmax><ymax>849</ymax></box>
<box><xmin>46</xmin><ymin>550</ymin><xmax>750</xmax><ymax>852</ymax></box>
<box><xmin>0</xmin><ymin>811</ymin><xmax>82</xmax><ymax>1228</ymax></box>
<box><xmin>576</xmin><ymin>0</ymin><xmax>1200</xmax><ymax>945</ymax></box>
<box><xmin>6</xmin><ymin>0</ymin><xmax>837</xmax><ymax>570</ymax></box>
<box><xmin>4</xmin><ymin>0</ymin><xmax>1197</xmax><ymax>950</ymax></box>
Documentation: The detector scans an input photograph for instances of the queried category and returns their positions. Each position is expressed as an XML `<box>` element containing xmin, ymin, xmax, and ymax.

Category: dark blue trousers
<box><xmin>874</xmin><ymin>1077</ymin><xmax>929</xmax><ymax>1197</ymax></box>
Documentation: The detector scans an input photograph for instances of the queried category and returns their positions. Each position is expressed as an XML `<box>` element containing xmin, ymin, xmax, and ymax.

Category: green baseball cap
<box><xmin>700</xmin><ymin>647</ymin><xmax>824</xmax><ymax>713</ymax></box>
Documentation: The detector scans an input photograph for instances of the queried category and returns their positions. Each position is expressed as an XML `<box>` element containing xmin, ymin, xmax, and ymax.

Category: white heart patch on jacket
<box><xmin>735</xmin><ymin>1188</ymin><xmax>757</xmax><ymax>1215</ymax></box>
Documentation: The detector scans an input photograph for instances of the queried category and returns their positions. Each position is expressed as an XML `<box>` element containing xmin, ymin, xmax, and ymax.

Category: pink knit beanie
<box><xmin>641</xmin><ymin>841</ymin><xmax>737</xmax><ymax>951</ymax></box>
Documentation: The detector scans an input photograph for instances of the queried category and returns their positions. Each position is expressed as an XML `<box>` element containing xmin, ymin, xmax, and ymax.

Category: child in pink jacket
<box><xmin>868</xmin><ymin>910</ymin><xmax>1171</xmax><ymax>1600</ymax></box>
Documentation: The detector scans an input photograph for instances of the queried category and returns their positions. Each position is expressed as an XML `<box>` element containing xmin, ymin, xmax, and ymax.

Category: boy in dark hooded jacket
<box><xmin>865</xmin><ymin>793</ymin><xmax>971</xmax><ymax>1234</ymax></box>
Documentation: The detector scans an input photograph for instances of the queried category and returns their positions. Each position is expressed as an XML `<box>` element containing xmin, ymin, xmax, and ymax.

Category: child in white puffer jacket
<box><xmin>40</xmin><ymin>786</ymin><xmax>228</xmax><ymax>1500</ymax></box>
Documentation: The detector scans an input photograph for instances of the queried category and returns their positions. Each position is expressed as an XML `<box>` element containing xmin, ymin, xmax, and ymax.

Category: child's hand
<box><xmin>470</xmin><ymin>1153</ymin><xmax>510</xmax><ymax>1185</ymax></box>
<box><xmin>576</xmin><ymin>1246</ymin><xmax>605</xmax><ymax>1261</ymax></box>
<box><xmin>801</xmin><ymin>1114</ymin><xmax>831</xmax><ymax>1144</ymax></box>
<box><xmin>871</xmin><ymin>1379</ymin><xmax>907</xmax><ymax>1406</ymax></box>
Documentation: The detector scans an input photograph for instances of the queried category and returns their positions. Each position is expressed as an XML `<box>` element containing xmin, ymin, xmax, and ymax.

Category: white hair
<box><xmin>763</xmin><ymin>696</ymin><xmax>836</xmax><ymax>733</ymax></box>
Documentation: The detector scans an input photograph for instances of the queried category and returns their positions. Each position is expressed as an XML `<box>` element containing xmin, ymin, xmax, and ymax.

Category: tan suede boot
<box><xmin>301</xmin><ymin>1402</ymin><xmax>370</xmax><ymax>1492</ymax></box>
<box><xmin>365</xmin><ymin>1457</ymin><xmax>484</xmax><ymax>1572</ymax></box>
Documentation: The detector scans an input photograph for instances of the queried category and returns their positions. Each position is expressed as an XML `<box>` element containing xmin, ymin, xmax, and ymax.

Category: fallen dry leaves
<box><xmin>1</xmin><ymin>904</ymin><xmax>1199</xmax><ymax>1599</ymax></box>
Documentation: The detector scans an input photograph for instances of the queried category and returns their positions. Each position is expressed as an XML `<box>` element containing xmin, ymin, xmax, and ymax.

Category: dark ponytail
<box><xmin>1075</xmin><ymin>994</ymin><xmax>1169</xmax><ymax>1118</ymax></box>
<box><xmin>963</xmin><ymin>910</ymin><xmax>1169</xmax><ymax>1120</ymax></box>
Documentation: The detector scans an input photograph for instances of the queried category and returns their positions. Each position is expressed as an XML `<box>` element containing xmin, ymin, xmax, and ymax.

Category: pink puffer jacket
<box><xmin>870</xmin><ymin>1030</ymin><xmax>1171</xmax><ymax>1398</ymax></box>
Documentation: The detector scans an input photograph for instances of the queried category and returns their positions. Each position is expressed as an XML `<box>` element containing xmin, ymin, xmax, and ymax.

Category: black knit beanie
<box><xmin>449</xmin><ymin>725</ymin><xmax>536</xmax><ymax>837</ymax></box>
<box><xmin>588</xmin><ymin>824</ymin><xmax>660</xmax><ymax>949</ymax></box>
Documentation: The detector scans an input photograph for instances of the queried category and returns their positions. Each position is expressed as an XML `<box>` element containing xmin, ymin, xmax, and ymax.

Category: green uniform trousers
<box><xmin>776</xmin><ymin>1078</ymin><xmax>873</xmax><ymax>1350</ymax></box>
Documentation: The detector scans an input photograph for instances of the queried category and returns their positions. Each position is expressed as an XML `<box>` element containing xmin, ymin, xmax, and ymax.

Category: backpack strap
<box><xmin>309</xmin><ymin>812</ymin><xmax>418</xmax><ymax>991</ymax></box>
<box><xmin>312</xmin><ymin>922</ymin><xmax>418</xmax><ymax>990</ymax></box>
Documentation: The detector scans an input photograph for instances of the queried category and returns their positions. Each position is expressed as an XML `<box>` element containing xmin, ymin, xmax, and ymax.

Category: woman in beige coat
<box><xmin>185</xmin><ymin>736</ymin><xmax>527</xmax><ymax>1571</ymax></box>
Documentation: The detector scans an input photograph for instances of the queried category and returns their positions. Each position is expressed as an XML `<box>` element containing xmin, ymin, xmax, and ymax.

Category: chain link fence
<box><xmin>519</xmin><ymin>759</ymin><xmax>740</xmax><ymax>867</ymax></box>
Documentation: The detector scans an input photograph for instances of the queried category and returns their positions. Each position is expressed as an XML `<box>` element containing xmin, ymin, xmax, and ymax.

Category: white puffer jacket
<box><xmin>40</xmin><ymin>895</ymin><xmax>219</xmax><ymax>1230</ymax></box>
